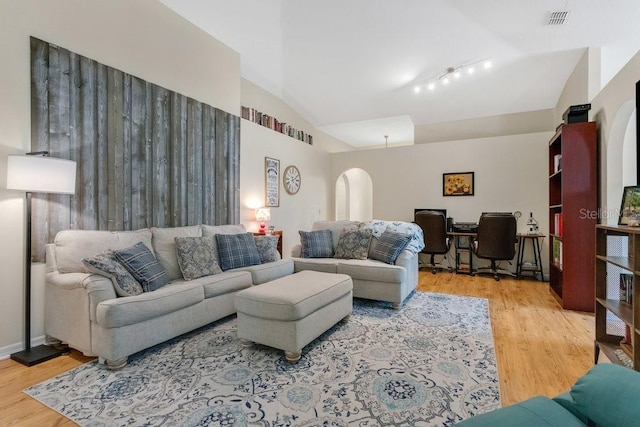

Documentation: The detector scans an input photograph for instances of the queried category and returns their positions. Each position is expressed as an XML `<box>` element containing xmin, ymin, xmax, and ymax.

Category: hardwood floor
<box><xmin>0</xmin><ymin>271</ymin><xmax>598</xmax><ymax>424</ymax></box>
<box><xmin>418</xmin><ymin>270</ymin><xmax>598</xmax><ymax>405</ymax></box>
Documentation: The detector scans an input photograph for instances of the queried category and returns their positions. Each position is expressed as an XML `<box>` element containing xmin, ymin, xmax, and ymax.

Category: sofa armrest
<box><xmin>46</xmin><ymin>271</ymin><xmax>118</xmax><ymax>318</ymax></box>
<box><xmin>394</xmin><ymin>248</ymin><xmax>416</xmax><ymax>268</ymax></box>
<box><xmin>291</xmin><ymin>244</ymin><xmax>302</xmax><ymax>258</ymax></box>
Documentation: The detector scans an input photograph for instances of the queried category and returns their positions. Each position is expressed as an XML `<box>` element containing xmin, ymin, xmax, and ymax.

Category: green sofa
<box><xmin>457</xmin><ymin>363</ymin><xmax>640</xmax><ymax>426</ymax></box>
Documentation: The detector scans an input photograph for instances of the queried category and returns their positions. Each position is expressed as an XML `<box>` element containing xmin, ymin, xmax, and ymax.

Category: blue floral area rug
<box><xmin>25</xmin><ymin>292</ymin><xmax>500</xmax><ymax>426</ymax></box>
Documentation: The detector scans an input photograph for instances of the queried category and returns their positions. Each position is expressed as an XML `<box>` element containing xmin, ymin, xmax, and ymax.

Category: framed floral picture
<box><xmin>443</xmin><ymin>172</ymin><xmax>474</xmax><ymax>196</ymax></box>
<box><xmin>265</xmin><ymin>157</ymin><xmax>280</xmax><ymax>207</ymax></box>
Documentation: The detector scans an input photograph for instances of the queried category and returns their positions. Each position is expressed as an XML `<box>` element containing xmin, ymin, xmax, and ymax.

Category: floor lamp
<box><xmin>6</xmin><ymin>152</ymin><xmax>77</xmax><ymax>366</ymax></box>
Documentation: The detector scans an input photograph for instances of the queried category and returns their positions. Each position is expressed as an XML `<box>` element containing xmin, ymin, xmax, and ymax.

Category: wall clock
<box><xmin>283</xmin><ymin>165</ymin><xmax>301</xmax><ymax>195</ymax></box>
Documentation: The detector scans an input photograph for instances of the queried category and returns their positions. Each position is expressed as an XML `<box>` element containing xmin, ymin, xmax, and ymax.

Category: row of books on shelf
<box><xmin>553</xmin><ymin>213</ymin><xmax>563</xmax><ymax>236</ymax></box>
<box><xmin>552</xmin><ymin>237</ymin><xmax>563</xmax><ymax>268</ymax></box>
<box><xmin>553</xmin><ymin>154</ymin><xmax>562</xmax><ymax>173</ymax></box>
<box><xmin>620</xmin><ymin>273</ymin><xmax>634</xmax><ymax>304</ymax></box>
<box><xmin>241</xmin><ymin>106</ymin><xmax>313</xmax><ymax>145</ymax></box>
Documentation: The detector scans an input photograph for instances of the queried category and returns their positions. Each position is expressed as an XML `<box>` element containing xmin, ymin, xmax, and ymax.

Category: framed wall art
<box><xmin>265</xmin><ymin>157</ymin><xmax>280</xmax><ymax>207</ymax></box>
<box><xmin>443</xmin><ymin>172</ymin><xmax>474</xmax><ymax>196</ymax></box>
<box><xmin>619</xmin><ymin>185</ymin><xmax>640</xmax><ymax>225</ymax></box>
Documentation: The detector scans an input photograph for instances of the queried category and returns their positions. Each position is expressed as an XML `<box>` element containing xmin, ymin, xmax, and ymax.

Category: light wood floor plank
<box><xmin>0</xmin><ymin>272</ymin><xmax>597</xmax><ymax>424</ymax></box>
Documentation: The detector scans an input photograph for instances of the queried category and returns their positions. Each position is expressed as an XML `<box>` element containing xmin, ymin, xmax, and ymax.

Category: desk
<box><xmin>516</xmin><ymin>233</ymin><xmax>544</xmax><ymax>280</ymax></box>
<box><xmin>448</xmin><ymin>231</ymin><xmax>477</xmax><ymax>275</ymax></box>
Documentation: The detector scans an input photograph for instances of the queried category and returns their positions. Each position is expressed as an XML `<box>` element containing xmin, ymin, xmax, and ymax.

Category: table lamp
<box><xmin>255</xmin><ymin>208</ymin><xmax>271</xmax><ymax>234</ymax></box>
<box><xmin>6</xmin><ymin>152</ymin><xmax>77</xmax><ymax>366</ymax></box>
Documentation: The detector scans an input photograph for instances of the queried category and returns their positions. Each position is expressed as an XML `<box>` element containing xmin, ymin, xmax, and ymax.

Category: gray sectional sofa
<box><xmin>291</xmin><ymin>220</ymin><xmax>424</xmax><ymax>309</ymax></box>
<box><xmin>44</xmin><ymin>224</ymin><xmax>293</xmax><ymax>368</ymax></box>
<box><xmin>44</xmin><ymin>219</ymin><xmax>422</xmax><ymax>368</ymax></box>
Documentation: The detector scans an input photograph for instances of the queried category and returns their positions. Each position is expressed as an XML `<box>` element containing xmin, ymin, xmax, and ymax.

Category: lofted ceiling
<box><xmin>160</xmin><ymin>0</ymin><xmax>640</xmax><ymax>149</ymax></box>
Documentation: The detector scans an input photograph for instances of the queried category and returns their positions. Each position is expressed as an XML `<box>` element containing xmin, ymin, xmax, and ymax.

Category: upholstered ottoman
<box><xmin>234</xmin><ymin>270</ymin><xmax>353</xmax><ymax>361</ymax></box>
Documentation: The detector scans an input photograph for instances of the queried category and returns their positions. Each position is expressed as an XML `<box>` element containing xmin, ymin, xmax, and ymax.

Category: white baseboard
<box><xmin>0</xmin><ymin>335</ymin><xmax>46</xmax><ymax>361</ymax></box>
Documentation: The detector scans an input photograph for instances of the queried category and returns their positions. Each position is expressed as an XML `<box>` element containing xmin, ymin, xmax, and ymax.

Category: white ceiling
<box><xmin>160</xmin><ymin>0</ymin><xmax>640</xmax><ymax>148</ymax></box>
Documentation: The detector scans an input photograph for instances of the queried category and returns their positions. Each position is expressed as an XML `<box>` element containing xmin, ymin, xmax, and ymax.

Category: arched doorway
<box><xmin>606</xmin><ymin>100</ymin><xmax>637</xmax><ymax>224</ymax></box>
<box><xmin>335</xmin><ymin>168</ymin><xmax>373</xmax><ymax>221</ymax></box>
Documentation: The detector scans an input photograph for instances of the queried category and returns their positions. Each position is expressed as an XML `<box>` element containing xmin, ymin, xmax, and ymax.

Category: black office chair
<box><xmin>415</xmin><ymin>210</ymin><xmax>452</xmax><ymax>274</ymax></box>
<box><xmin>473</xmin><ymin>213</ymin><xmax>517</xmax><ymax>281</ymax></box>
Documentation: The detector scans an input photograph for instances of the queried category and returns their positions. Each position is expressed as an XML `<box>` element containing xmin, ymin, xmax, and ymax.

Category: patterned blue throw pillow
<box><xmin>215</xmin><ymin>233</ymin><xmax>261</xmax><ymax>271</ymax></box>
<box><xmin>254</xmin><ymin>235</ymin><xmax>281</xmax><ymax>263</ymax></box>
<box><xmin>82</xmin><ymin>250</ymin><xmax>143</xmax><ymax>297</ymax></box>
<box><xmin>334</xmin><ymin>226</ymin><xmax>372</xmax><ymax>259</ymax></box>
<box><xmin>174</xmin><ymin>236</ymin><xmax>223</xmax><ymax>280</ymax></box>
<box><xmin>370</xmin><ymin>229</ymin><xmax>412</xmax><ymax>264</ymax></box>
<box><xmin>114</xmin><ymin>242</ymin><xmax>170</xmax><ymax>292</ymax></box>
<box><xmin>299</xmin><ymin>229</ymin><xmax>334</xmax><ymax>258</ymax></box>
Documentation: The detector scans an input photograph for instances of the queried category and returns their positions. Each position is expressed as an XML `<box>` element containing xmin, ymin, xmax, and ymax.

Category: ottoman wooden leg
<box><xmin>285</xmin><ymin>350</ymin><xmax>302</xmax><ymax>362</ymax></box>
<box><xmin>342</xmin><ymin>314</ymin><xmax>351</xmax><ymax>322</ymax></box>
<box><xmin>240</xmin><ymin>339</ymin><xmax>253</xmax><ymax>348</ymax></box>
<box><xmin>392</xmin><ymin>302</ymin><xmax>402</xmax><ymax>310</ymax></box>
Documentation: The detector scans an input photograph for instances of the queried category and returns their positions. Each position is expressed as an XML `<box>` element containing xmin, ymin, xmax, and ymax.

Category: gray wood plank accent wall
<box><xmin>30</xmin><ymin>37</ymin><xmax>240</xmax><ymax>262</ymax></box>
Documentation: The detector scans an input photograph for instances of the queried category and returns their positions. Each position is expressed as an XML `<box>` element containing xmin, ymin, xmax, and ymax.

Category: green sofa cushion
<box><xmin>567</xmin><ymin>363</ymin><xmax>640</xmax><ymax>427</ymax></box>
<box><xmin>455</xmin><ymin>396</ymin><xmax>585</xmax><ymax>427</ymax></box>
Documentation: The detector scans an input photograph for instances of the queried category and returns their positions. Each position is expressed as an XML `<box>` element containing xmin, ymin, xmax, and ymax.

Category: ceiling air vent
<box><xmin>548</xmin><ymin>11</ymin><xmax>570</xmax><ymax>25</ymax></box>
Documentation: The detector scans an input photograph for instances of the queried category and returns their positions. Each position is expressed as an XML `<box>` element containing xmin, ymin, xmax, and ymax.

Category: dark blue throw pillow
<box><xmin>215</xmin><ymin>233</ymin><xmax>261</xmax><ymax>271</ymax></box>
<box><xmin>299</xmin><ymin>229</ymin><xmax>334</xmax><ymax>258</ymax></box>
<box><xmin>370</xmin><ymin>229</ymin><xmax>412</xmax><ymax>264</ymax></box>
<box><xmin>113</xmin><ymin>242</ymin><xmax>170</xmax><ymax>292</ymax></box>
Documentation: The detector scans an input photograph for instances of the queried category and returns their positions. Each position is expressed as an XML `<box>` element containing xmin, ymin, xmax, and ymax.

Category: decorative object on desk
<box><xmin>264</xmin><ymin>157</ymin><xmax>280</xmax><ymax>207</ymax></box>
<box><xmin>255</xmin><ymin>207</ymin><xmax>271</xmax><ymax>234</ymax></box>
<box><xmin>6</xmin><ymin>152</ymin><xmax>76</xmax><ymax>366</ymax></box>
<box><xmin>443</xmin><ymin>172</ymin><xmax>474</xmax><ymax>196</ymax></box>
<box><xmin>618</xmin><ymin>186</ymin><xmax>640</xmax><ymax>225</ymax></box>
<box><xmin>526</xmin><ymin>212</ymin><xmax>539</xmax><ymax>234</ymax></box>
<box><xmin>283</xmin><ymin>165</ymin><xmax>301</xmax><ymax>195</ymax></box>
<box><xmin>268</xmin><ymin>225</ymin><xmax>275</xmax><ymax>235</ymax></box>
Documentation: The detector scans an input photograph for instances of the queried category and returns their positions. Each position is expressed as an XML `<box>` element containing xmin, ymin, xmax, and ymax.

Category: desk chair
<box><xmin>473</xmin><ymin>213</ymin><xmax>517</xmax><ymax>281</ymax></box>
<box><xmin>415</xmin><ymin>210</ymin><xmax>452</xmax><ymax>274</ymax></box>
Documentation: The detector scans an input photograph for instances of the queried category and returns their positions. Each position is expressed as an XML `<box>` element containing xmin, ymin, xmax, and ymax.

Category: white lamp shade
<box><xmin>7</xmin><ymin>155</ymin><xmax>77</xmax><ymax>194</ymax></box>
<box><xmin>255</xmin><ymin>208</ymin><xmax>271</xmax><ymax>222</ymax></box>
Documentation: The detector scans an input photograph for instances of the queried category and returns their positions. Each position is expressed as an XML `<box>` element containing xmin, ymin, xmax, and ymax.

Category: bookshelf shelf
<box><xmin>241</xmin><ymin>106</ymin><xmax>313</xmax><ymax>145</ymax></box>
<box><xmin>595</xmin><ymin>225</ymin><xmax>640</xmax><ymax>371</ymax></box>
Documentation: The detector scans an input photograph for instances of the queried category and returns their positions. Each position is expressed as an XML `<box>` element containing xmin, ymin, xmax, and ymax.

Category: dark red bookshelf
<box><xmin>548</xmin><ymin>121</ymin><xmax>598</xmax><ymax>312</ymax></box>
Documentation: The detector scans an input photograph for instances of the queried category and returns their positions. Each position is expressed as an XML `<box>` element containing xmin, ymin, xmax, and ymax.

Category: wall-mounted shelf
<box><xmin>242</xmin><ymin>106</ymin><xmax>313</xmax><ymax>145</ymax></box>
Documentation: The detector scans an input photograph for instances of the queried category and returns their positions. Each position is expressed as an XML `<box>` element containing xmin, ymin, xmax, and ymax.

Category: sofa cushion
<box><xmin>566</xmin><ymin>363</ymin><xmax>640</xmax><ymax>427</ymax></box>
<box><xmin>254</xmin><ymin>235</ymin><xmax>281</xmax><ymax>263</ymax></box>
<box><xmin>95</xmin><ymin>282</ymin><xmax>204</xmax><ymax>328</ymax></box>
<box><xmin>150</xmin><ymin>225</ymin><xmax>201</xmax><ymax>280</ymax></box>
<box><xmin>337</xmin><ymin>259</ymin><xmax>407</xmax><ymax>283</ymax></box>
<box><xmin>114</xmin><ymin>242</ymin><xmax>170</xmax><ymax>292</ymax></box>
<box><xmin>334</xmin><ymin>226</ymin><xmax>372</xmax><ymax>260</ymax></box>
<box><xmin>54</xmin><ymin>229</ymin><xmax>153</xmax><ymax>274</ymax></box>
<box><xmin>216</xmin><ymin>233</ymin><xmax>261</xmax><ymax>271</ymax></box>
<box><xmin>82</xmin><ymin>250</ymin><xmax>143</xmax><ymax>297</ymax></box>
<box><xmin>293</xmin><ymin>258</ymin><xmax>339</xmax><ymax>274</ymax></box>
<box><xmin>369</xmin><ymin>229</ymin><xmax>412</xmax><ymax>264</ymax></box>
<box><xmin>236</xmin><ymin>259</ymin><xmax>295</xmax><ymax>285</ymax></box>
<box><xmin>455</xmin><ymin>396</ymin><xmax>584</xmax><ymax>427</ymax></box>
<box><xmin>175</xmin><ymin>236</ymin><xmax>223</xmax><ymax>280</ymax></box>
<box><xmin>187</xmin><ymin>270</ymin><xmax>253</xmax><ymax>299</ymax></box>
<box><xmin>300</xmin><ymin>229</ymin><xmax>334</xmax><ymax>258</ymax></box>
<box><xmin>235</xmin><ymin>271</ymin><xmax>353</xmax><ymax>321</ymax></box>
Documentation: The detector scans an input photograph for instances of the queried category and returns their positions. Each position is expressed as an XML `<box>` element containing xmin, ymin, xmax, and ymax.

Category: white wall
<box><xmin>331</xmin><ymin>132</ymin><xmax>552</xmax><ymax>266</ymax></box>
<box><xmin>240</xmin><ymin>120</ymin><xmax>332</xmax><ymax>257</ymax></box>
<box><xmin>591</xmin><ymin>49</ymin><xmax>640</xmax><ymax>219</ymax></box>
